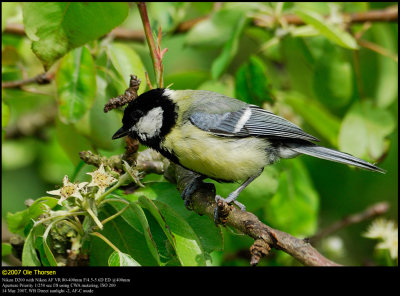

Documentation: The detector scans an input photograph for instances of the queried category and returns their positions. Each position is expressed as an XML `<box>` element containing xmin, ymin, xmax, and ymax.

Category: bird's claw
<box><xmin>213</xmin><ymin>195</ymin><xmax>246</xmax><ymax>226</ymax></box>
<box><xmin>181</xmin><ymin>177</ymin><xmax>204</xmax><ymax>211</ymax></box>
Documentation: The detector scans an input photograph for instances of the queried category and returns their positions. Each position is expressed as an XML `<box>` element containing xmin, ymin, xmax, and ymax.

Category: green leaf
<box><xmin>280</xmin><ymin>37</ymin><xmax>315</xmax><ymax>97</ymax></box>
<box><xmin>55</xmin><ymin>118</ymin><xmax>93</xmax><ymax>166</ymax></box>
<box><xmin>107</xmin><ymin>43</ymin><xmax>147</xmax><ymax>95</ymax></box>
<box><xmin>164</xmin><ymin>71</ymin><xmax>210</xmax><ymax>90</ymax></box>
<box><xmin>2</xmin><ymin>243</ymin><xmax>12</xmax><ymax>257</ymax></box>
<box><xmin>198</xmin><ymin>78</ymin><xmax>235</xmax><ymax>98</ymax></box>
<box><xmin>295</xmin><ymin>9</ymin><xmax>358</xmax><ymax>50</ymax></box>
<box><xmin>90</xmin><ymin>204</ymin><xmax>159</xmax><ymax>266</ymax></box>
<box><xmin>138</xmin><ymin>196</ymin><xmax>206</xmax><ymax>266</ymax></box>
<box><xmin>21</xmin><ymin>228</ymin><xmax>41</xmax><ymax>266</ymax></box>
<box><xmin>2</xmin><ymin>98</ymin><xmax>10</xmax><ymax>141</ymax></box>
<box><xmin>289</xmin><ymin>25</ymin><xmax>319</xmax><ymax>37</ymax></box>
<box><xmin>42</xmin><ymin>223</ymin><xmax>58</xmax><ymax>267</ymax></box>
<box><xmin>264</xmin><ymin>159</ymin><xmax>319</xmax><ymax>237</ymax></box>
<box><xmin>235</xmin><ymin>55</ymin><xmax>273</xmax><ymax>105</ymax></box>
<box><xmin>2</xmin><ymin>98</ymin><xmax>10</xmax><ymax>129</ymax></box>
<box><xmin>37</xmin><ymin>129</ymin><xmax>75</xmax><ymax>184</ymax></box>
<box><xmin>372</xmin><ymin>24</ymin><xmax>398</xmax><ymax>108</ymax></box>
<box><xmin>185</xmin><ymin>9</ymin><xmax>244</xmax><ymax>48</ymax></box>
<box><xmin>34</xmin><ymin>235</ymin><xmax>51</xmax><ymax>267</ymax></box>
<box><xmin>129</xmin><ymin>203</ymin><xmax>161</xmax><ymax>265</ymax></box>
<box><xmin>22</xmin><ymin>2</ymin><xmax>129</xmax><ymax>69</ymax></box>
<box><xmin>126</xmin><ymin>182</ymin><xmax>223</xmax><ymax>254</ymax></box>
<box><xmin>313</xmin><ymin>44</ymin><xmax>353</xmax><ymax>109</ymax></box>
<box><xmin>142</xmin><ymin>208</ymin><xmax>177</xmax><ymax>265</ymax></box>
<box><xmin>283</xmin><ymin>92</ymin><xmax>341</xmax><ymax>146</ymax></box>
<box><xmin>108</xmin><ymin>251</ymin><xmax>141</xmax><ymax>266</ymax></box>
<box><xmin>79</xmin><ymin>71</ymin><xmax>122</xmax><ymax>151</ymax></box>
<box><xmin>7</xmin><ymin>197</ymin><xmax>59</xmax><ymax>235</ymax></box>
<box><xmin>56</xmin><ymin>46</ymin><xmax>96</xmax><ymax>124</ymax></box>
<box><xmin>107</xmin><ymin>199</ymin><xmax>161</xmax><ymax>265</ymax></box>
<box><xmin>339</xmin><ymin>101</ymin><xmax>396</xmax><ymax>160</ymax></box>
<box><xmin>211</xmin><ymin>14</ymin><xmax>247</xmax><ymax>79</ymax></box>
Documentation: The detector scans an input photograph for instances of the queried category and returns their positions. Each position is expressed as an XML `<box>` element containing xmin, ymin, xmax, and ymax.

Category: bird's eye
<box><xmin>131</xmin><ymin>110</ymin><xmax>143</xmax><ymax>120</ymax></box>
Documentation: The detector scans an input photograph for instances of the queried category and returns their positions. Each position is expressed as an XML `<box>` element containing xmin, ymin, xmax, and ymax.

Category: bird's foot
<box><xmin>213</xmin><ymin>195</ymin><xmax>246</xmax><ymax>225</ymax></box>
<box><xmin>181</xmin><ymin>177</ymin><xmax>204</xmax><ymax>211</ymax></box>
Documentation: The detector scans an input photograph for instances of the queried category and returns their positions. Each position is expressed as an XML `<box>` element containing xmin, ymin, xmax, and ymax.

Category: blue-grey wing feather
<box><xmin>190</xmin><ymin>105</ymin><xmax>319</xmax><ymax>142</ymax></box>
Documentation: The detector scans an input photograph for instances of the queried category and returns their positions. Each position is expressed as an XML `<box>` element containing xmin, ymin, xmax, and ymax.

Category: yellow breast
<box><xmin>162</xmin><ymin>123</ymin><xmax>269</xmax><ymax>181</ymax></box>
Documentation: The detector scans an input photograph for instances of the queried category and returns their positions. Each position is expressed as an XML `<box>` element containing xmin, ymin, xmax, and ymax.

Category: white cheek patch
<box><xmin>132</xmin><ymin>107</ymin><xmax>164</xmax><ymax>139</ymax></box>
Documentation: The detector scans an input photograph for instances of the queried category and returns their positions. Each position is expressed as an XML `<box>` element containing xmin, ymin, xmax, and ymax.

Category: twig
<box><xmin>254</xmin><ymin>5</ymin><xmax>398</xmax><ymax>27</ymax></box>
<box><xmin>79</xmin><ymin>149</ymin><xmax>167</xmax><ymax>176</ymax></box>
<box><xmin>3</xmin><ymin>23</ymin><xmax>25</xmax><ymax>36</ymax></box>
<box><xmin>2</xmin><ymin>72</ymin><xmax>53</xmax><ymax>89</ymax></box>
<box><xmin>104</xmin><ymin>74</ymin><xmax>141</xmax><ymax>112</ymax></box>
<box><xmin>5</xmin><ymin>104</ymin><xmax>57</xmax><ymax>140</ymax></box>
<box><xmin>90</xmin><ymin>232</ymin><xmax>120</xmax><ymax>253</ymax></box>
<box><xmin>109</xmin><ymin>27</ymin><xmax>145</xmax><ymax>42</ymax></box>
<box><xmin>145</xmin><ymin>72</ymin><xmax>154</xmax><ymax>90</ymax></box>
<box><xmin>308</xmin><ymin>202</ymin><xmax>390</xmax><ymax>244</ymax></box>
<box><xmin>173</xmin><ymin>16</ymin><xmax>208</xmax><ymax>33</ymax></box>
<box><xmin>79</xmin><ymin>151</ymin><xmax>124</xmax><ymax>172</ymax></box>
<box><xmin>358</xmin><ymin>39</ymin><xmax>398</xmax><ymax>62</ymax></box>
<box><xmin>104</xmin><ymin>74</ymin><xmax>142</xmax><ymax>164</ymax></box>
<box><xmin>346</xmin><ymin>5</ymin><xmax>398</xmax><ymax>23</ymax></box>
<box><xmin>250</xmin><ymin>239</ymin><xmax>271</xmax><ymax>266</ymax></box>
<box><xmin>137</xmin><ymin>2</ymin><xmax>166</xmax><ymax>88</ymax></box>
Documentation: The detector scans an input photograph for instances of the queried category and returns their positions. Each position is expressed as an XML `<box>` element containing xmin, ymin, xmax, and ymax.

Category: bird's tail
<box><xmin>286</xmin><ymin>142</ymin><xmax>386</xmax><ymax>173</ymax></box>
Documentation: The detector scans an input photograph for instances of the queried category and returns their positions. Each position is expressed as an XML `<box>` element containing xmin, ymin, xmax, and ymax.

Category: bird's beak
<box><xmin>112</xmin><ymin>127</ymin><xmax>129</xmax><ymax>139</ymax></box>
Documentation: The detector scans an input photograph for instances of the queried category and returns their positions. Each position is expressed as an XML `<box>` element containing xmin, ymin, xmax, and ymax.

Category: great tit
<box><xmin>112</xmin><ymin>88</ymin><xmax>385</xmax><ymax>211</ymax></box>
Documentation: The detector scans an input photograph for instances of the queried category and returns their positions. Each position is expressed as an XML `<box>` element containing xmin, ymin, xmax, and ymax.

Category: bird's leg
<box><xmin>214</xmin><ymin>170</ymin><xmax>263</xmax><ymax>221</ymax></box>
<box><xmin>181</xmin><ymin>174</ymin><xmax>205</xmax><ymax>210</ymax></box>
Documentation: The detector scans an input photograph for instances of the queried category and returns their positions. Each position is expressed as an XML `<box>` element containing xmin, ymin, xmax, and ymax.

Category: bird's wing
<box><xmin>190</xmin><ymin>105</ymin><xmax>319</xmax><ymax>142</ymax></box>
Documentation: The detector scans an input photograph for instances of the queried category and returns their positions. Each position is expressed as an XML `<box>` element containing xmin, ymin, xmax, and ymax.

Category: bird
<box><xmin>112</xmin><ymin>88</ymin><xmax>385</xmax><ymax>215</ymax></box>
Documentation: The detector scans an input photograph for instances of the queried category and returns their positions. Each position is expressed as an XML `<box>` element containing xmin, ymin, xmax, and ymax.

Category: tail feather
<box><xmin>287</xmin><ymin>143</ymin><xmax>386</xmax><ymax>174</ymax></box>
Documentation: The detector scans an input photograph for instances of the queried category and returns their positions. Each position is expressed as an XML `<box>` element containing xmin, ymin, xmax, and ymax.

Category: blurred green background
<box><xmin>2</xmin><ymin>2</ymin><xmax>398</xmax><ymax>266</ymax></box>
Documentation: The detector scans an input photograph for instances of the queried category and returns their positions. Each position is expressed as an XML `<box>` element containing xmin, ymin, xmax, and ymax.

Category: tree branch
<box><xmin>308</xmin><ymin>202</ymin><xmax>390</xmax><ymax>244</ymax></box>
<box><xmin>170</xmin><ymin>164</ymin><xmax>341</xmax><ymax>266</ymax></box>
<box><xmin>254</xmin><ymin>5</ymin><xmax>398</xmax><ymax>27</ymax></box>
<box><xmin>4</xmin><ymin>7</ymin><xmax>397</xmax><ymax>43</ymax></box>
<box><xmin>4</xmin><ymin>104</ymin><xmax>57</xmax><ymax>140</ymax></box>
<box><xmin>2</xmin><ymin>72</ymin><xmax>53</xmax><ymax>89</ymax></box>
<box><xmin>104</xmin><ymin>74</ymin><xmax>141</xmax><ymax>112</ymax></box>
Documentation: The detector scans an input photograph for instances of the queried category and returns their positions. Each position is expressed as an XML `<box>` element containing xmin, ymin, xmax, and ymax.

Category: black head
<box><xmin>112</xmin><ymin>88</ymin><xmax>178</xmax><ymax>147</ymax></box>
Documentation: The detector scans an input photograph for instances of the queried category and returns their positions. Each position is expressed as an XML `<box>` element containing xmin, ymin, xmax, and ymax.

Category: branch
<box><xmin>104</xmin><ymin>74</ymin><xmax>141</xmax><ymax>112</ymax></box>
<box><xmin>170</xmin><ymin>164</ymin><xmax>341</xmax><ymax>266</ymax></box>
<box><xmin>5</xmin><ymin>7</ymin><xmax>397</xmax><ymax>44</ymax></box>
<box><xmin>79</xmin><ymin>149</ymin><xmax>167</xmax><ymax>176</ymax></box>
<box><xmin>108</xmin><ymin>17</ymin><xmax>207</xmax><ymax>42</ymax></box>
<box><xmin>254</xmin><ymin>5</ymin><xmax>398</xmax><ymax>27</ymax></box>
<box><xmin>4</xmin><ymin>104</ymin><xmax>57</xmax><ymax>140</ymax></box>
<box><xmin>103</xmin><ymin>74</ymin><xmax>142</xmax><ymax>164</ymax></box>
<box><xmin>308</xmin><ymin>202</ymin><xmax>390</xmax><ymax>244</ymax></box>
<box><xmin>2</xmin><ymin>72</ymin><xmax>53</xmax><ymax>89</ymax></box>
<box><xmin>137</xmin><ymin>2</ymin><xmax>166</xmax><ymax>88</ymax></box>
<box><xmin>358</xmin><ymin>39</ymin><xmax>398</xmax><ymax>62</ymax></box>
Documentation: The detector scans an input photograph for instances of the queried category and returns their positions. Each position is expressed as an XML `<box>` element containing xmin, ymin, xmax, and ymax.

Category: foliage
<box><xmin>2</xmin><ymin>2</ymin><xmax>398</xmax><ymax>266</ymax></box>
